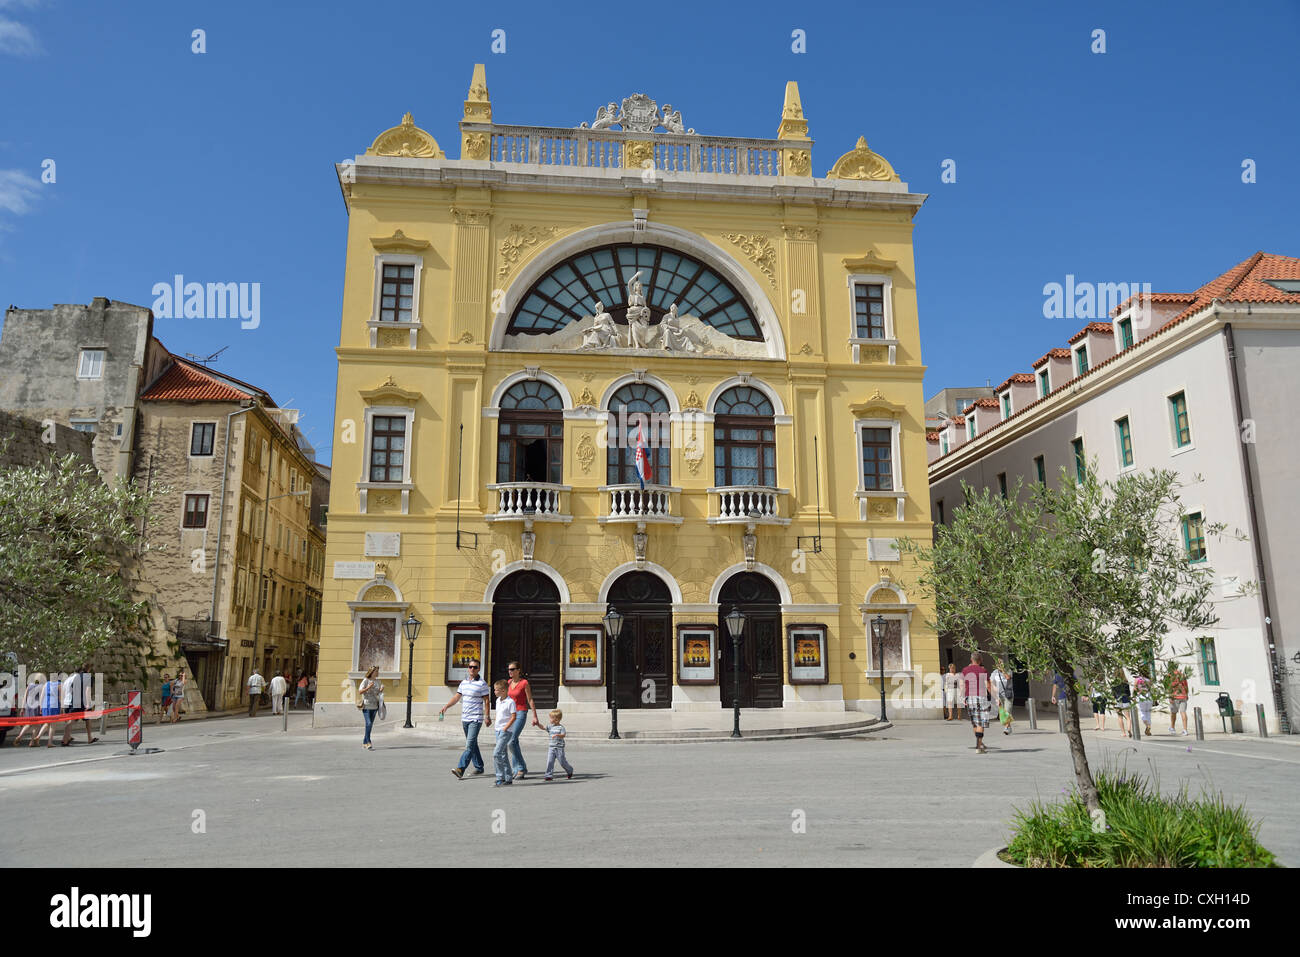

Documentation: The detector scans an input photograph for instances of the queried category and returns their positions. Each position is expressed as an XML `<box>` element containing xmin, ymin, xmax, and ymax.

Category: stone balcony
<box><xmin>707</xmin><ymin>486</ymin><xmax>791</xmax><ymax>526</ymax></box>
<box><xmin>597</xmin><ymin>484</ymin><xmax>683</xmax><ymax>525</ymax></box>
<box><xmin>485</xmin><ymin>482</ymin><xmax>573</xmax><ymax>523</ymax></box>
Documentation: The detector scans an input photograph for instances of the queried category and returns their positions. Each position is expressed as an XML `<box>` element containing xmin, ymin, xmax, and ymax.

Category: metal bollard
<box><xmin>1194</xmin><ymin>706</ymin><xmax>1204</xmax><ymax>740</ymax></box>
<box><xmin>1027</xmin><ymin>698</ymin><xmax>1037</xmax><ymax>730</ymax></box>
<box><xmin>1057</xmin><ymin>701</ymin><xmax>1066</xmax><ymax>733</ymax></box>
<box><xmin>1257</xmin><ymin>704</ymin><xmax>1268</xmax><ymax>738</ymax></box>
<box><xmin>1130</xmin><ymin>703</ymin><xmax>1141</xmax><ymax>742</ymax></box>
<box><xmin>282</xmin><ymin>702</ymin><xmax>289</xmax><ymax>733</ymax></box>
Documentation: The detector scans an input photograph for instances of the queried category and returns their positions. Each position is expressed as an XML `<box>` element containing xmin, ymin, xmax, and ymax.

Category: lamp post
<box><xmin>250</xmin><ymin>488</ymin><xmax>311</xmax><ymax>688</ymax></box>
<box><xmin>402</xmin><ymin>613</ymin><xmax>421</xmax><ymax>729</ymax></box>
<box><xmin>871</xmin><ymin>614</ymin><xmax>888</xmax><ymax>722</ymax></box>
<box><xmin>725</xmin><ymin>606</ymin><xmax>746</xmax><ymax>738</ymax></box>
<box><xmin>603</xmin><ymin>605</ymin><xmax>623</xmax><ymax>740</ymax></box>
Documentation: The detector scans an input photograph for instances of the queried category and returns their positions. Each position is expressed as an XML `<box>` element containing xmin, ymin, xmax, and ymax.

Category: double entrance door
<box><xmin>490</xmin><ymin>570</ymin><xmax>560</xmax><ymax>710</ymax></box>
<box><xmin>607</xmin><ymin>571</ymin><xmax>671</xmax><ymax>710</ymax></box>
<box><xmin>718</xmin><ymin>572</ymin><xmax>784</xmax><ymax>709</ymax></box>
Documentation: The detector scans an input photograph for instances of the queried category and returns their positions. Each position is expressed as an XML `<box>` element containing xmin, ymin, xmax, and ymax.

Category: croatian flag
<box><xmin>634</xmin><ymin>423</ymin><xmax>652</xmax><ymax>489</ymax></box>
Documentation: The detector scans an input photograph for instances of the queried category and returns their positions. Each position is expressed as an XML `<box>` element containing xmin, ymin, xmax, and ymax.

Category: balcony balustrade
<box><xmin>598</xmin><ymin>484</ymin><xmax>683</xmax><ymax>525</ymax></box>
<box><xmin>485</xmin><ymin>482</ymin><xmax>572</xmax><ymax>523</ymax></box>
<box><xmin>707</xmin><ymin>486</ymin><xmax>791</xmax><ymax>525</ymax></box>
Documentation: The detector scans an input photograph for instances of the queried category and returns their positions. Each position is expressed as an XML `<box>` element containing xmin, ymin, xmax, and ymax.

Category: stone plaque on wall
<box><xmin>867</xmin><ymin>537</ymin><xmax>900</xmax><ymax>562</ymax></box>
<box><xmin>365</xmin><ymin>532</ymin><xmax>401</xmax><ymax>557</ymax></box>
<box><xmin>334</xmin><ymin>561</ymin><xmax>377</xmax><ymax>579</ymax></box>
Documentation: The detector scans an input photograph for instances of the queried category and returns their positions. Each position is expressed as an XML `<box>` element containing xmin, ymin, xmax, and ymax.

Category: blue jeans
<box><xmin>493</xmin><ymin>730</ymin><xmax>513</xmax><ymax>783</ymax></box>
<box><xmin>457</xmin><ymin>721</ymin><xmax>485</xmax><ymax>772</ymax></box>
<box><xmin>362</xmin><ymin>708</ymin><xmax>377</xmax><ymax>744</ymax></box>
<box><xmin>545</xmin><ymin>746</ymin><xmax>573</xmax><ymax>778</ymax></box>
<box><xmin>508</xmin><ymin>709</ymin><xmax>529</xmax><ymax>773</ymax></box>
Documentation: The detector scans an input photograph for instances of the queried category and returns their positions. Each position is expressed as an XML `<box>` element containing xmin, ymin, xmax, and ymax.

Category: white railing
<box><xmin>487</xmin><ymin>482</ymin><xmax>569</xmax><ymax>519</ymax></box>
<box><xmin>470</xmin><ymin>123</ymin><xmax>791</xmax><ymax>178</ymax></box>
<box><xmin>602</xmin><ymin>484</ymin><xmax>679</xmax><ymax>522</ymax></box>
<box><xmin>710</xmin><ymin>486</ymin><xmax>787</xmax><ymax>523</ymax></box>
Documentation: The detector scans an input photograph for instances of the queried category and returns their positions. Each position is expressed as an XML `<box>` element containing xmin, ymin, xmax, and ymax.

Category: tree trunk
<box><xmin>1061</xmin><ymin>667</ymin><xmax>1100</xmax><ymax>812</ymax></box>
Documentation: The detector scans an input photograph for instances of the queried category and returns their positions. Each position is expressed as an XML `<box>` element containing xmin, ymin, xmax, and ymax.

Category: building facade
<box><xmin>927</xmin><ymin>253</ymin><xmax>1300</xmax><ymax>733</ymax></box>
<box><xmin>316</xmin><ymin>66</ymin><xmax>938</xmax><ymax>724</ymax></box>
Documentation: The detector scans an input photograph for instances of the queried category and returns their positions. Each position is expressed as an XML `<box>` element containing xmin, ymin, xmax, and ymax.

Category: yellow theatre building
<box><xmin>315</xmin><ymin>65</ymin><xmax>938</xmax><ymax>724</ymax></box>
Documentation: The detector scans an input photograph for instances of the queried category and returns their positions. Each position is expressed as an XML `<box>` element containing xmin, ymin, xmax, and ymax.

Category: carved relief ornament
<box><xmin>498</xmin><ymin>224</ymin><xmax>560</xmax><ymax>280</ymax></box>
<box><xmin>723</xmin><ymin>233</ymin><xmax>778</xmax><ymax>288</ymax></box>
<box><xmin>367</xmin><ymin>113</ymin><xmax>443</xmax><ymax>158</ymax></box>
<box><xmin>827</xmin><ymin>136</ymin><xmax>900</xmax><ymax>182</ymax></box>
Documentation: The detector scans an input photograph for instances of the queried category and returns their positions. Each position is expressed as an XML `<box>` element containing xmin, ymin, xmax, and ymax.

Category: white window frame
<box><xmin>77</xmin><ymin>349</ymin><xmax>105</xmax><ymax>379</ymax></box>
<box><xmin>1037</xmin><ymin>367</ymin><xmax>1050</xmax><ymax>397</ymax></box>
<box><xmin>189</xmin><ymin>420</ymin><xmax>218</xmax><ymax>459</ymax></box>
<box><xmin>1167</xmin><ymin>387</ymin><xmax>1195</xmax><ymax>455</ymax></box>
<box><xmin>357</xmin><ymin>406</ymin><xmax>416</xmax><ymax>515</ymax></box>
<box><xmin>368</xmin><ymin>254</ymin><xmax>424</xmax><ymax>348</ymax></box>
<box><xmin>1074</xmin><ymin>344</ymin><xmax>1089</xmax><ymax>375</ymax></box>
<box><xmin>999</xmin><ymin>392</ymin><xmax>1011</xmax><ymax>420</ymax></box>
<box><xmin>854</xmin><ymin>418</ymin><xmax>904</xmax><ymax>520</ymax></box>
<box><xmin>69</xmin><ymin>418</ymin><xmax>97</xmax><ymax>434</ymax></box>
<box><xmin>846</xmin><ymin>274</ymin><xmax>898</xmax><ymax>364</ymax></box>
<box><xmin>1114</xmin><ymin>412</ymin><xmax>1136</xmax><ymax>472</ymax></box>
<box><xmin>939</xmin><ymin>432</ymin><xmax>949</xmax><ymax>455</ymax></box>
<box><xmin>1115</xmin><ymin>315</ymin><xmax>1134</xmax><ymax>351</ymax></box>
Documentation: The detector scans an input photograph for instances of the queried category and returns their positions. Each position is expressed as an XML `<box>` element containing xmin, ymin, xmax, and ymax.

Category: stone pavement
<box><xmin>1</xmin><ymin>711</ymin><xmax>1297</xmax><ymax>867</ymax></box>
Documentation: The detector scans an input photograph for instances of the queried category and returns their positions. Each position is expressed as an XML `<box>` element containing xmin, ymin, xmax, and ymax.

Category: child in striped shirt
<box><xmin>544</xmin><ymin>708</ymin><xmax>574</xmax><ymax>781</ymax></box>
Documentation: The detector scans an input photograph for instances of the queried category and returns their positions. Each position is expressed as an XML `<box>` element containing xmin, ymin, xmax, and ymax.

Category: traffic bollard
<box><xmin>1257</xmin><ymin>704</ymin><xmax>1268</xmax><ymax>738</ymax></box>
<box><xmin>1027</xmin><ymin>698</ymin><xmax>1037</xmax><ymax>730</ymax></box>
<box><xmin>1194</xmin><ymin>706</ymin><xmax>1204</xmax><ymax>740</ymax></box>
<box><xmin>1057</xmin><ymin>701</ymin><xmax>1066</xmax><ymax>732</ymax></box>
<box><xmin>283</xmin><ymin>702</ymin><xmax>289</xmax><ymax>733</ymax></box>
<box><xmin>1130</xmin><ymin>703</ymin><xmax>1141</xmax><ymax>741</ymax></box>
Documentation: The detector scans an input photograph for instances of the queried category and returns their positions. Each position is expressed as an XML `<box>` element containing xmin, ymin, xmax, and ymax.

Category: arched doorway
<box><xmin>718</xmin><ymin>572</ymin><xmax>783</xmax><ymax>708</ymax></box>
<box><xmin>491</xmin><ymin>570</ymin><xmax>561</xmax><ymax>709</ymax></box>
<box><xmin>606</xmin><ymin>571</ymin><xmax>672</xmax><ymax>710</ymax></box>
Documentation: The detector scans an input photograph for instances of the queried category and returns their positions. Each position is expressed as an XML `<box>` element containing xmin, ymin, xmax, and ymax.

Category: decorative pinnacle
<box><xmin>463</xmin><ymin>63</ymin><xmax>491</xmax><ymax>123</ymax></box>
<box><xmin>777</xmin><ymin>80</ymin><xmax>809</xmax><ymax>141</ymax></box>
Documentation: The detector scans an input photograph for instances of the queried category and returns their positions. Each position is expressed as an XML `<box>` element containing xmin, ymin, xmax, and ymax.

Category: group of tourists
<box><xmin>9</xmin><ymin>665</ymin><xmax>98</xmax><ymax>748</ymax></box>
<box><xmin>355</xmin><ymin>658</ymin><xmax>574</xmax><ymax>784</ymax></box>
<box><xmin>242</xmin><ymin>669</ymin><xmax>316</xmax><ymax>717</ymax></box>
<box><xmin>158</xmin><ymin>670</ymin><xmax>186</xmax><ymax>723</ymax></box>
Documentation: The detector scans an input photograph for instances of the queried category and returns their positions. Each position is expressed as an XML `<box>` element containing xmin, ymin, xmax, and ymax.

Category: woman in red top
<box><xmin>505</xmin><ymin>661</ymin><xmax>542</xmax><ymax>780</ymax></box>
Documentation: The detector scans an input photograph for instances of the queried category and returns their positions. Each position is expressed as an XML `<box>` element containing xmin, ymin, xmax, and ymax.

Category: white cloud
<box><xmin>0</xmin><ymin>169</ymin><xmax>41</xmax><ymax>216</ymax></box>
<box><xmin>0</xmin><ymin>0</ymin><xmax>42</xmax><ymax>56</ymax></box>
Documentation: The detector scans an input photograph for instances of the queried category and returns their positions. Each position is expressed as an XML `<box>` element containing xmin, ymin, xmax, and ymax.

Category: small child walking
<box><xmin>492</xmin><ymin>679</ymin><xmax>518</xmax><ymax>787</ymax></box>
<box><xmin>544</xmin><ymin>708</ymin><xmax>574</xmax><ymax>781</ymax></box>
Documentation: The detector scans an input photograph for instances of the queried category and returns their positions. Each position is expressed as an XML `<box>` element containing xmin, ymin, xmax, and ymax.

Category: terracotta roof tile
<box><xmin>1068</xmin><ymin>322</ymin><xmax>1114</xmax><ymax>344</ymax></box>
<box><xmin>141</xmin><ymin>360</ymin><xmax>252</xmax><ymax>402</ymax></box>
<box><xmin>1031</xmin><ymin>349</ymin><xmax>1071</xmax><ymax>368</ymax></box>
<box><xmin>996</xmin><ymin>373</ymin><xmax>1034</xmax><ymax>392</ymax></box>
<box><xmin>926</xmin><ymin>431</ymin><xmax>940</xmax><ymax>442</ymax></box>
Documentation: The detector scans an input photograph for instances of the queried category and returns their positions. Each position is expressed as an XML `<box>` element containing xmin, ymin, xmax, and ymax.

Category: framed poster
<box><xmin>446</xmin><ymin>624</ymin><xmax>488</xmax><ymax>685</ymax></box>
<box><xmin>865</xmin><ymin>618</ymin><xmax>905</xmax><ymax>674</ymax></box>
<box><xmin>357</xmin><ymin>617</ymin><xmax>399</xmax><ymax>673</ymax></box>
<box><xmin>564</xmin><ymin>625</ymin><xmax>603</xmax><ymax>685</ymax></box>
<box><xmin>677</xmin><ymin>624</ymin><xmax>718</xmax><ymax>684</ymax></box>
<box><xmin>787</xmin><ymin>624</ymin><xmax>828</xmax><ymax>684</ymax></box>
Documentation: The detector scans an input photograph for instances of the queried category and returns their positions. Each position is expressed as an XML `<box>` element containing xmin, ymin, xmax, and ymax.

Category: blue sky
<box><xmin>2</xmin><ymin>0</ymin><xmax>1297</xmax><ymax>464</ymax></box>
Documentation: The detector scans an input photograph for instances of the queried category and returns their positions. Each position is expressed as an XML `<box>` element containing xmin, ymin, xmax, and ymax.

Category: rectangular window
<box><xmin>1075</xmin><ymin>346</ymin><xmax>1089</xmax><ymax>375</ymax></box>
<box><xmin>1038</xmin><ymin>368</ymin><xmax>1050</xmax><ymax>397</ymax></box>
<box><xmin>70</xmin><ymin>419</ymin><xmax>96</xmax><ymax>434</ymax></box>
<box><xmin>967</xmin><ymin>418</ymin><xmax>975</xmax><ymax>440</ymax></box>
<box><xmin>241</xmin><ymin>500</ymin><xmax>251</xmax><ymax>534</ymax></box>
<box><xmin>260</xmin><ymin>577</ymin><xmax>268</xmax><ymax>611</ymax></box>
<box><xmin>935</xmin><ymin>500</ymin><xmax>945</xmax><ymax>525</ymax></box>
<box><xmin>997</xmin><ymin>472</ymin><xmax>1008</xmax><ymax>499</ymax></box>
<box><xmin>183</xmin><ymin>493</ymin><xmax>209</xmax><ymax>528</ymax></box>
<box><xmin>1000</xmin><ymin>394</ymin><xmax>1011</xmax><ymax>419</ymax></box>
<box><xmin>77</xmin><ymin>349</ymin><xmax>105</xmax><ymax>379</ymax></box>
<box><xmin>940</xmin><ymin>433</ymin><xmax>948</xmax><ymax>455</ymax></box>
<box><xmin>1170</xmin><ymin>392</ymin><xmax>1191</xmax><ymax>448</ymax></box>
<box><xmin>190</xmin><ymin>422</ymin><xmax>216</xmax><ymax>456</ymax></box>
<box><xmin>1118</xmin><ymin>317</ymin><xmax>1134</xmax><ymax>350</ymax></box>
<box><xmin>320</xmin><ymin>505</ymin><xmax>328</xmax><ymax>526</ymax></box>
<box><xmin>1182</xmin><ymin>512</ymin><xmax>1206</xmax><ymax>563</ymax></box>
<box><xmin>1034</xmin><ymin>455</ymin><xmax>1046</xmax><ymax>486</ymax></box>
<box><xmin>860</xmin><ymin>427</ymin><xmax>894</xmax><ymax>491</ymax></box>
<box><xmin>1199</xmin><ymin>637</ymin><xmax>1220</xmax><ymax>685</ymax></box>
<box><xmin>1072</xmin><ymin>437</ymin><xmax>1086</xmax><ymax>483</ymax></box>
<box><xmin>380</xmin><ymin>264</ymin><xmax>415</xmax><ymax>322</ymax></box>
<box><xmin>370</xmin><ymin>415</ymin><xmax>407</xmax><ymax>483</ymax></box>
<box><xmin>853</xmin><ymin>283</ymin><xmax>886</xmax><ymax>339</ymax></box>
<box><xmin>290</xmin><ymin>470</ymin><xmax>297</xmax><ymax>493</ymax></box>
<box><xmin>1116</xmin><ymin>416</ymin><xmax>1134</xmax><ymax>468</ymax></box>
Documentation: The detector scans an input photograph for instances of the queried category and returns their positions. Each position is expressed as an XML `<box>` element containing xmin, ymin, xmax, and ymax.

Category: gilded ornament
<box><xmin>827</xmin><ymin>136</ymin><xmax>900</xmax><ymax>182</ymax></box>
<box><xmin>367</xmin><ymin>113</ymin><xmax>442</xmax><ymax>158</ymax></box>
<box><xmin>577</xmin><ymin>433</ymin><xmax>595</xmax><ymax>473</ymax></box>
<box><xmin>578</xmin><ymin>387</ymin><xmax>596</xmax><ymax>407</ymax></box>
<box><xmin>624</xmin><ymin>140</ymin><xmax>654</xmax><ymax>168</ymax></box>
<box><xmin>684</xmin><ymin>390</ymin><xmax>702</xmax><ymax>409</ymax></box>
<box><xmin>464</xmin><ymin>132</ymin><xmax>489</xmax><ymax>160</ymax></box>
<box><xmin>723</xmin><ymin>233</ymin><xmax>778</xmax><ymax>288</ymax></box>
<box><xmin>783</xmin><ymin>149</ymin><xmax>811</xmax><ymax>176</ymax></box>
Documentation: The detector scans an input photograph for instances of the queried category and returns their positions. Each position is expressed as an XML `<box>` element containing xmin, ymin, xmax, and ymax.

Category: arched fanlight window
<box><xmin>509</xmin><ymin>244</ymin><xmax>760</xmax><ymax>340</ymax></box>
<box><xmin>606</xmin><ymin>383</ymin><xmax>671</xmax><ymax>486</ymax></box>
<box><xmin>497</xmin><ymin>380</ymin><xmax>563</xmax><ymax>484</ymax></box>
<box><xmin>714</xmin><ymin>386</ymin><xmax>775</xmax><ymax>487</ymax></box>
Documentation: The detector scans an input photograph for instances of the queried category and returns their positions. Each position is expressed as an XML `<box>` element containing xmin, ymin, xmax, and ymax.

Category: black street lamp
<box><xmin>725</xmin><ymin>605</ymin><xmax>746</xmax><ymax>738</ymax></box>
<box><xmin>403</xmin><ymin>613</ymin><xmax>421</xmax><ymax>729</ymax></box>
<box><xmin>871</xmin><ymin>614</ymin><xmax>888</xmax><ymax>722</ymax></box>
<box><xmin>603</xmin><ymin>605</ymin><xmax>623</xmax><ymax>740</ymax></box>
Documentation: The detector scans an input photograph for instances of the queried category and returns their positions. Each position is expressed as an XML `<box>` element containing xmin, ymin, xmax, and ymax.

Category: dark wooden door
<box><xmin>718</xmin><ymin>572</ymin><xmax>783</xmax><ymax>709</ymax></box>
<box><xmin>607</xmin><ymin>572</ymin><xmax>672</xmax><ymax>709</ymax></box>
<box><xmin>490</xmin><ymin>570</ymin><xmax>560</xmax><ymax>710</ymax></box>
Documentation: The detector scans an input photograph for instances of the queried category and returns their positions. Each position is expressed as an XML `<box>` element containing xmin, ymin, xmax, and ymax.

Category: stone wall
<box><xmin>0</xmin><ymin>410</ymin><xmax>95</xmax><ymax>468</ymax></box>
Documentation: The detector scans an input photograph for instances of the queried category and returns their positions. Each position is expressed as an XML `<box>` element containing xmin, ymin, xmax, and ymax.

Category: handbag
<box><xmin>377</xmin><ymin>694</ymin><xmax>387</xmax><ymax>722</ymax></box>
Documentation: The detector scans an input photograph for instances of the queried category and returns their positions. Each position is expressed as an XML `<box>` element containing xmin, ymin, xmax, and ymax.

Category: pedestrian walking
<box><xmin>543</xmin><ymin>709</ymin><xmax>574</xmax><ymax>781</ymax></box>
<box><xmin>491</xmin><ymin>679</ymin><xmax>518</xmax><ymax>786</ymax></box>
<box><xmin>961</xmin><ymin>652</ymin><xmax>993</xmax><ymax>754</ymax></box>
<box><xmin>990</xmin><ymin>660</ymin><xmax>1015</xmax><ymax>735</ymax></box>
<box><xmin>1133</xmin><ymin>671</ymin><xmax>1154</xmax><ymax>736</ymax></box>
<box><xmin>1089</xmin><ymin>682</ymin><xmax>1107</xmax><ymax>732</ymax></box>
<box><xmin>307</xmin><ymin>674</ymin><xmax>317</xmax><ymax>707</ymax></box>
<box><xmin>358</xmin><ymin>666</ymin><xmax>382</xmax><ymax>750</ymax></box>
<box><xmin>60</xmin><ymin>664</ymin><xmax>98</xmax><ymax>746</ymax></box>
<box><xmin>443</xmin><ymin>659</ymin><xmax>490</xmax><ymax>779</ymax></box>
<box><xmin>1166</xmin><ymin>664</ymin><xmax>1190</xmax><ymax>735</ymax></box>
<box><xmin>160</xmin><ymin>672</ymin><xmax>172</xmax><ymax>724</ymax></box>
<box><xmin>11</xmin><ymin>673</ymin><xmax>43</xmax><ymax>747</ymax></box>
<box><xmin>942</xmin><ymin>662</ymin><xmax>962</xmax><ymax>721</ymax></box>
<box><xmin>505</xmin><ymin>660</ymin><xmax>542</xmax><ymax>780</ymax></box>
<box><xmin>1111</xmin><ymin>668</ymin><xmax>1131</xmax><ymax>736</ymax></box>
<box><xmin>31</xmin><ymin>672</ymin><xmax>62</xmax><ymax>748</ymax></box>
<box><xmin>269</xmin><ymin>671</ymin><xmax>287</xmax><ymax>715</ymax></box>
<box><xmin>247</xmin><ymin>668</ymin><xmax>266</xmax><ymax>717</ymax></box>
<box><xmin>1051</xmin><ymin>671</ymin><xmax>1071</xmax><ymax>709</ymax></box>
<box><xmin>169</xmin><ymin>669</ymin><xmax>185</xmax><ymax>723</ymax></box>
<box><xmin>294</xmin><ymin>674</ymin><xmax>308</xmax><ymax>710</ymax></box>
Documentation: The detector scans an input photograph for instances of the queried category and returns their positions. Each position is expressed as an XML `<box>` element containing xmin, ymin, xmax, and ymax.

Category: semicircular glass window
<box><xmin>714</xmin><ymin>386</ymin><xmax>774</xmax><ymax>416</ymax></box>
<box><xmin>500</xmin><ymin>379</ymin><xmax>563</xmax><ymax>411</ymax></box>
<box><xmin>508</xmin><ymin>243</ymin><xmax>760</xmax><ymax>340</ymax></box>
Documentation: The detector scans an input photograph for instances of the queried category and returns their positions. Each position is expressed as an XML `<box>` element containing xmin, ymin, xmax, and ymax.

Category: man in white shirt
<box><xmin>247</xmin><ymin>669</ymin><xmax>266</xmax><ymax>717</ymax></box>
<box><xmin>441</xmin><ymin>659</ymin><xmax>490</xmax><ymax>779</ymax></box>
<box><xmin>59</xmin><ymin>664</ymin><xmax>98</xmax><ymax>746</ymax></box>
<box><xmin>269</xmin><ymin>672</ymin><xmax>288</xmax><ymax>714</ymax></box>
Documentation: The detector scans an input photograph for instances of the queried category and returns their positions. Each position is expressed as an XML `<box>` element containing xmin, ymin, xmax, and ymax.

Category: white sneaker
<box><xmin>1180</xmin><ymin>729</ymin><xmax>1188</xmax><ymax>736</ymax></box>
